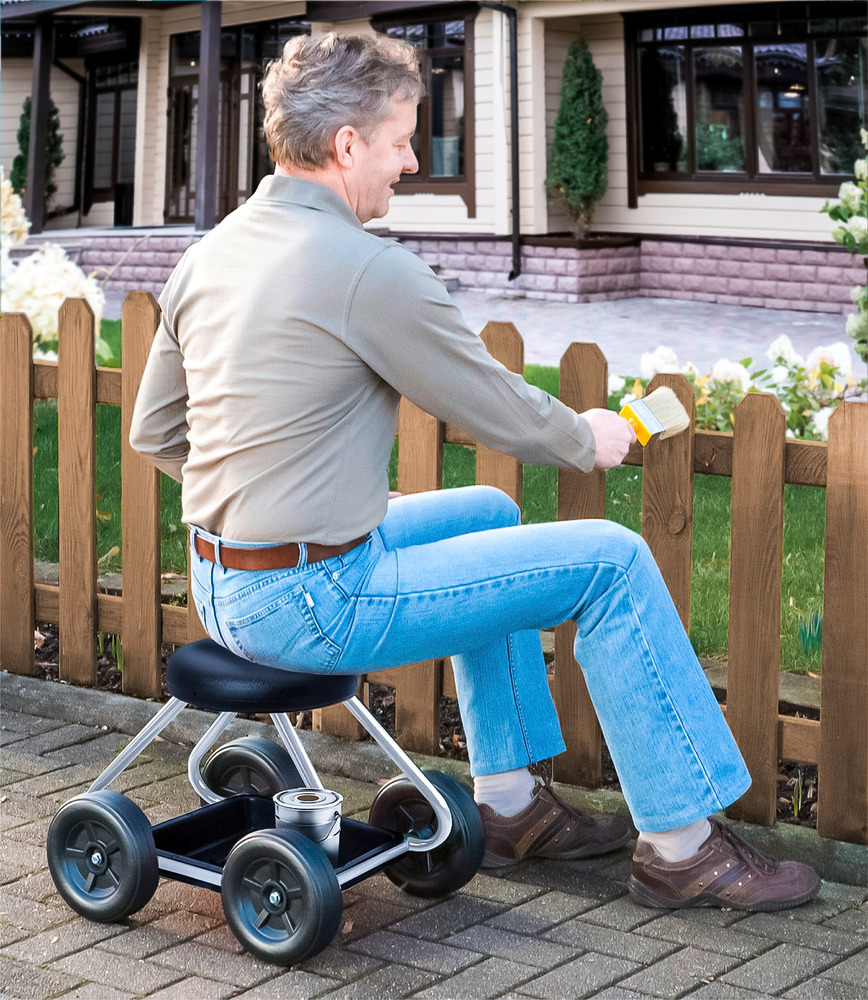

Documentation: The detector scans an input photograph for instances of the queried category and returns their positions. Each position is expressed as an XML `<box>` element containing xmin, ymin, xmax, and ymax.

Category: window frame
<box><xmin>373</xmin><ymin>5</ymin><xmax>477</xmax><ymax>217</ymax></box>
<box><xmin>624</xmin><ymin>2</ymin><xmax>866</xmax><ymax>206</ymax></box>
<box><xmin>85</xmin><ymin>59</ymin><xmax>138</xmax><ymax>206</ymax></box>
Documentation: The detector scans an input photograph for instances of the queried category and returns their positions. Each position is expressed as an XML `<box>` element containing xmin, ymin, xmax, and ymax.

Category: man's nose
<box><xmin>403</xmin><ymin>147</ymin><xmax>419</xmax><ymax>174</ymax></box>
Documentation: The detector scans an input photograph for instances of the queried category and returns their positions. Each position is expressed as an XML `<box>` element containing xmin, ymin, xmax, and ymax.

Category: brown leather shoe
<box><xmin>630</xmin><ymin>819</ymin><xmax>820</xmax><ymax>911</ymax></box>
<box><xmin>478</xmin><ymin>782</ymin><xmax>632</xmax><ymax>869</ymax></box>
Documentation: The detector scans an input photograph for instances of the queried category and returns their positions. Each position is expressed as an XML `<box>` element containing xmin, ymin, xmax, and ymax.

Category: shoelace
<box><xmin>537</xmin><ymin>780</ymin><xmax>596</xmax><ymax>827</ymax></box>
<box><xmin>718</xmin><ymin>823</ymin><xmax>777</xmax><ymax>874</ymax></box>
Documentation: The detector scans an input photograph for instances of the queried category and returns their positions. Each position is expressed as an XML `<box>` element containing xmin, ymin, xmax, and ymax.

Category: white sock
<box><xmin>637</xmin><ymin>818</ymin><xmax>712</xmax><ymax>862</ymax></box>
<box><xmin>474</xmin><ymin>767</ymin><xmax>536</xmax><ymax>816</ymax></box>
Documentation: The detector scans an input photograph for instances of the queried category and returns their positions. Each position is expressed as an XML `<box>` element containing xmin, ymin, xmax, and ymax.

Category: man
<box><xmin>131</xmin><ymin>32</ymin><xmax>819</xmax><ymax>910</ymax></box>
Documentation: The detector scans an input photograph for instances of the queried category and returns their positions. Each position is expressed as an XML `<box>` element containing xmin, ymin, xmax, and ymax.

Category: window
<box><xmin>87</xmin><ymin>62</ymin><xmax>138</xmax><ymax>204</ymax></box>
<box><xmin>375</xmin><ymin>8</ymin><xmax>476</xmax><ymax>215</ymax></box>
<box><xmin>626</xmin><ymin>2</ymin><xmax>867</xmax><ymax>200</ymax></box>
<box><xmin>164</xmin><ymin>19</ymin><xmax>308</xmax><ymax>224</ymax></box>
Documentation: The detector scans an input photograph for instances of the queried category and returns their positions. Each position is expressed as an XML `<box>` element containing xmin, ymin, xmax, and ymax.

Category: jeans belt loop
<box><xmin>296</xmin><ymin>542</ymin><xmax>308</xmax><ymax>569</ymax></box>
<box><xmin>213</xmin><ymin>537</ymin><xmax>223</xmax><ymax>569</ymax></box>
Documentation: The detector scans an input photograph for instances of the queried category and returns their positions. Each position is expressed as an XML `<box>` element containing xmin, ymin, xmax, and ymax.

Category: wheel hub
<box><xmin>85</xmin><ymin>841</ymin><xmax>109</xmax><ymax>875</ymax></box>
<box><xmin>262</xmin><ymin>879</ymin><xmax>287</xmax><ymax>915</ymax></box>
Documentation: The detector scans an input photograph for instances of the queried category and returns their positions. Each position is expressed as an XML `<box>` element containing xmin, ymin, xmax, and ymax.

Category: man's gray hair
<box><xmin>262</xmin><ymin>32</ymin><xmax>423</xmax><ymax>169</ymax></box>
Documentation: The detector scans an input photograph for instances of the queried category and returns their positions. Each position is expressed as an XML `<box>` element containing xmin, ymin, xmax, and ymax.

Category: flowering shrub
<box><xmin>1</xmin><ymin>168</ymin><xmax>107</xmax><ymax>361</ymax></box>
<box><xmin>620</xmin><ymin>335</ymin><xmax>866</xmax><ymax>441</ymax></box>
<box><xmin>821</xmin><ymin>129</ymin><xmax>868</xmax><ymax>364</ymax></box>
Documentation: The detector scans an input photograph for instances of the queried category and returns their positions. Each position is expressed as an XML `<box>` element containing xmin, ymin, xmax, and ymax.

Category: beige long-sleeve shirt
<box><xmin>129</xmin><ymin>175</ymin><xmax>595</xmax><ymax>544</ymax></box>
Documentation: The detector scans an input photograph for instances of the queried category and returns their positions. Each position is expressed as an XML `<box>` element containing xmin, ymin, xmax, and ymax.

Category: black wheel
<box><xmin>46</xmin><ymin>790</ymin><xmax>158</xmax><ymax>923</ymax></box>
<box><xmin>221</xmin><ymin>828</ymin><xmax>342</xmax><ymax>966</ymax></box>
<box><xmin>368</xmin><ymin>769</ymin><xmax>485</xmax><ymax>898</ymax></box>
<box><xmin>201</xmin><ymin>737</ymin><xmax>303</xmax><ymax>799</ymax></box>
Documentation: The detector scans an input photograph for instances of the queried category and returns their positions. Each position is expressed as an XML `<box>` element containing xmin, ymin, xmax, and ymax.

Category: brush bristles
<box><xmin>642</xmin><ymin>387</ymin><xmax>690</xmax><ymax>439</ymax></box>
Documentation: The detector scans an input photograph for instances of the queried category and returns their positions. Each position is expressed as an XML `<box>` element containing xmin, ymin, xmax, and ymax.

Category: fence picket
<box><xmin>640</xmin><ymin>373</ymin><xmax>696</xmax><ymax>629</ymax></box>
<box><xmin>554</xmin><ymin>344</ymin><xmax>608</xmax><ymax>786</ymax></box>
<box><xmin>120</xmin><ymin>293</ymin><xmax>163</xmax><ymax>697</ymax></box>
<box><xmin>476</xmin><ymin>322</ymin><xmax>523</xmax><ymax>506</ymax></box>
<box><xmin>725</xmin><ymin>393</ymin><xmax>786</xmax><ymax>826</ymax></box>
<box><xmin>381</xmin><ymin>398</ymin><xmax>445</xmax><ymax>753</ymax></box>
<box><xmin>0</xmin><ymin>315</ymin><xmax>36</xmax><ymax>674</ymax></box>
<box><xmin>818</xmin><ymin>402</ymin><xmax>868</xmax><ymax>843</ymax></box>
<box><xmin>57</xmin><ymin>300</ymin><xmax>98</xmax><ymax>685</ymax></box>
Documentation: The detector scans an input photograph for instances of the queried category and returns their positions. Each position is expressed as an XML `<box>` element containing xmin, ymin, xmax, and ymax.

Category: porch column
<box><xmin>194</xmin><ymin>0</ymin><xmax>221</xmax><ymax>230</ymax></box>
<box><xmin>25</xmin><ymin>14</ymin><xmax>53</xmax><ymax>234</ymax></box>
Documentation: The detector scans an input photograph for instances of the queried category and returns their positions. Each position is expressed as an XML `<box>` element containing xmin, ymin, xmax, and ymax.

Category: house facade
<box><xmin>2</xmin><ymin>0</ymin><xmax>865</xmax><ymax>311</ymax></box>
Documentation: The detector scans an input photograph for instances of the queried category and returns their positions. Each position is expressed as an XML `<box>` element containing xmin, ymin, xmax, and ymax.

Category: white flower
<box><xmin>640</xmin><ymin>345</ymin><xmax>679</xmax><ymax>380</ymax></box>
<box><xmin>811</xmin><ymin>406</ymin><xmax>835</xmax><ymax>441</ymax></box>
<box><xmin>681</xmin><ymin>361</ymin><xmax>699</xmax><ymax>377</ymax></box>
<box><xmin>846</xmin><ymin>310</ymin><xmax>867</xmax><ymax>342</ymax></box>
<box><xmin>1</xmin><ymin>243</ymin><xmax>104</xmax><ymax>350</ymax></box>
<box><xmin>766</xmin><ymin>334</ymin><xmax>804</xmax><ymax>367</ymax></box>
<box><xmin>770</xmin><ymin>365</ymin><xmax>789</xmax><ymax>385</ymax></box>
<box><xmin>856</xmin><ymin>159</ymin><xmax>868</xmax><ymax>183</ymax></box>
<box><xmin>806</xmin><ymin>342</ymin><xmax>852</xmax><ymax>375</ymax></box>
<box><xmin>711</xmin><ymin>358</ymin><xmax>752</xmax><ymax>392</ymax></box>
<box><xmin>861</xmin><ymin>127</ymin><xmax>868</xmax><ymax>148</ymax></box>
<box><xmin>845</xmin><ymin>215</ymin><xmax>867</xmax><ymax>242</ymax></box>
<box><xmin>619</xmin><ymin>392</ymin><xmax>637</xmax><ymax>408</ymax></box>
<box><xmin>608</xmin><ymin>374</ymin><xmax>626</xmax><ymax>396</ymax></box>
<box><xmin>837</xmin><ymin>182</ymin><xmax>863</xmax><ymax>215</ymax></box>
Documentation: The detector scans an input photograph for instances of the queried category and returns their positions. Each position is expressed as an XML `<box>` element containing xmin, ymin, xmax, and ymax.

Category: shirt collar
<box><xmin>252</xmin><ymin>173</ymin><xmax>364</xmax><ymax>230</ymax></box>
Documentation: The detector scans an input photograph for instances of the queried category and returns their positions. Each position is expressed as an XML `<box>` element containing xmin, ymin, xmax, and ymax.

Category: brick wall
<box><xmin>640</xmin><ymin>241</ymin><xmax>863</xmax><ymax>315</ymax></box>
<box><xmin>399</xmin><ymin>236</ymin><xmax>861</xmax><ymax>315</ymax></box>
<box><xmin>24</xmin><ymin>230</ymin><xmax>861</xmax><ymax>315</ymax></box>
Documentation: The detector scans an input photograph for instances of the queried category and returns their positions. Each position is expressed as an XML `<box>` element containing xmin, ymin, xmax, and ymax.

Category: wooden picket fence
<box><xmin>1</xmin><ymin>294</ymin><xmax>866</xmax><ymax>845</ymax></box>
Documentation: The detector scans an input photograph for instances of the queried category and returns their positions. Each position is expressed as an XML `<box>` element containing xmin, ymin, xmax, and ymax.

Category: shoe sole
<box><xmin>482</xmin><ymin>828</ymin><xmax>633</xmax><ymax>869</ymax></box>
<box><xmin>628</xmin><ymin>873</ymin><xmax>822</xmax><ymax>912</ymax></box>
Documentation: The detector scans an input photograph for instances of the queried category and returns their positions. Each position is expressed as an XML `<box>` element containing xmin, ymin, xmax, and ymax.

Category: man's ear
<box><xmin>333</xmin><ymin>124</ymin><xmax>358</xmax><ymax>169</ymax></box>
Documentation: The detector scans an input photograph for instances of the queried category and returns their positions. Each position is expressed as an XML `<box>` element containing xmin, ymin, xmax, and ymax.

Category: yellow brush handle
<box><xmin>619</xmin><ymin>404</ymin><xmax>653</xmax><ymax>446</ymax></box>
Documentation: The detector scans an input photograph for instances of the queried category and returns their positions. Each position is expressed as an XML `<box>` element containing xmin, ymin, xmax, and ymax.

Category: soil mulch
<box><xmin>33</xmin><ymin>622</ymin><xmax>818</xmax><ymax>829</ymax></box>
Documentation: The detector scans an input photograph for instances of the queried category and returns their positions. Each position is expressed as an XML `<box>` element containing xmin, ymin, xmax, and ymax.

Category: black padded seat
<box><xmin>167</xmin><ymin>639</ymin><xmax>360</xmax><ymax>713</ymax></box>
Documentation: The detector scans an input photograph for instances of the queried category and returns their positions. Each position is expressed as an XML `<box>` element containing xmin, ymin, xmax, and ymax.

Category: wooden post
<box><xmin>194</xmin><ymin>0</ymin><xmax>221</xmax><ymax>231</ymax></box>
<box><xmin>476</xmin><ymin>322</ymin><xmax>523</xmax><ymax>506</ymax></box>
<box><xmin>553</xmin><ymin>343</ymin><xmax>608</xmax><ymax>786</ymax></box>
<box><xmin>187</xmin><ymin>529</ymin><xmax>210</xmax><ymax>643</ymax></box>
<box><xmin>640</xmin><ymin>373</ymin><xmax>696</xmax><ymax>629</ymax></box>
<box><xmin>387</xmin><ymin>398</ymin><xmax>444</xmax><ymax>753</ymax></box>
<box><xmin>25</xmin><ymin>15</ymin><xmax>52</xmax><ymax>234</ymax></box>
<box><xmin>57</xmin><ymin>300</ymin><xmax>97</xmax><ymax>685</ymax></box>
<box><xmin>818</xmin><ymin>402</ymin><xmax>868</xmax><ymax>845</ymax></box>
<box><xmin>121</xmin><ymin>293</ymin><xmax>162</xmax><ymax>697</ymax></box>
<box><xmin>725</xmin><ymin>393</ymin><xmax>786</xmax><ymax>826</ymax></box>
<box><xmin>0</xmin><ymin>315</ymin><xmax>37</xmax><ymax>675</ymax></box>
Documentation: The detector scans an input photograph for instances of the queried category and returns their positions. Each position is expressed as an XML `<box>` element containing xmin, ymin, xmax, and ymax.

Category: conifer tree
<box><xmin>10</xmin><ymin>96</ymin><xmax>65</xmax><ymax>208</ymax></box>
<box><xmin>545</xmin><ymin>39</ymin><xmax>608</xmax><ymax>239</ymax></box>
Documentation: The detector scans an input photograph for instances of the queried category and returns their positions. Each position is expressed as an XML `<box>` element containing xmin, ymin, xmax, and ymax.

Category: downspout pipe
<box><xmin>480</xmin><ymin>1</ymin><xmax>520</xmax><ymax>280</ymax></box>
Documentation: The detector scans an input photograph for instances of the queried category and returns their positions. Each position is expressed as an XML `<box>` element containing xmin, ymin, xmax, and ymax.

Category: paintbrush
<box><xmin>619</xmin><ymin>386</ymin><xmax>690</xmax><ymax>446</ymax></box>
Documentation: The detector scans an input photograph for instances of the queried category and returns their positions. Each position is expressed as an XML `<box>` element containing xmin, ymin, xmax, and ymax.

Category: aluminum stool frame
<box><xmin>87</xmin><ymin>694</ymin><xmax>454</xmax><ymax>856</ymax></box>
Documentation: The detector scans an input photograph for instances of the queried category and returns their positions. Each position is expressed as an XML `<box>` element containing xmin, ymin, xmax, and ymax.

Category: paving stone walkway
<box><xmin>1</xmin><ymin>704</ymin><xmax>866</xmax><ymax>1000</ymax></box>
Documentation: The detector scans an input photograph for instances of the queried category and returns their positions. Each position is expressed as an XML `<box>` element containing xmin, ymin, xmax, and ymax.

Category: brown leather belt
<box><xmin>193</xmin><ymin>534</ymin><xmax>368</xmax><ymax>571</ymax></box>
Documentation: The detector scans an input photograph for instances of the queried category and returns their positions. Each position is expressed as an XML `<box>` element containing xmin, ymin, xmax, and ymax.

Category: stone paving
<box><xmin>103</xmin><ymin>288</ymin><xmax>855</xmax><ymax>381</ymax></box>
<box><xmin>1</xmin><ymin>703</ymin><xmax>866</xmax><ymax>999</ymax></box>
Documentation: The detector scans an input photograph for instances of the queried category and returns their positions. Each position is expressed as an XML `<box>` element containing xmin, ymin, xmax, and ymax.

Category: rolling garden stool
<box><xmin>46</xmin><ymin>638</ymin><xmax>486</xmax><ymax>966</ymax></box>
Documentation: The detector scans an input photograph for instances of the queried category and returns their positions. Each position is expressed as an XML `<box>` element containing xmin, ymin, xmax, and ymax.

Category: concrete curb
<box><xmin>4</xmin><ymin>670</ymin><xmax>866</xmax><ymax>887</ymax></box>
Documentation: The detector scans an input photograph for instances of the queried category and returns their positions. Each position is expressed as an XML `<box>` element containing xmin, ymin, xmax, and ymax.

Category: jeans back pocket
<box><xmin>223</xmin><ymin>584</ymin><xmax>342</xmax><ymax>673</ymax></box>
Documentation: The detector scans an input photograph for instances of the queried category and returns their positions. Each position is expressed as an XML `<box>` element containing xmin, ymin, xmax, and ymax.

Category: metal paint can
<box><xmin>273</xmin><ymin>788</ymin><xmax>342</xmax><ymax>861</ymax></box>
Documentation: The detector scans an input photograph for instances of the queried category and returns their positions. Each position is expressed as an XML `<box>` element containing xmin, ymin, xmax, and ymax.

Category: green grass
<box><xmin>31</xmin><ymin>357</ymin><xmax>825</xmax><ymax>672</ymax></box>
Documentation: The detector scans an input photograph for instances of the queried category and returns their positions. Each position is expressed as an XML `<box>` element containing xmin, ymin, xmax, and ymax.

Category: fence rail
<box><xmin>1</xmin><ymin>295</ymin><xmax>865</xmax><ymax>845</ymax></box>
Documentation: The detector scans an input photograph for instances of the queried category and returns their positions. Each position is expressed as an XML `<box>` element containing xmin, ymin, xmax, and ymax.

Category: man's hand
<box><xmin>581</xmin><ymin>408</ymin><xmax>637</xmax><ymax>470</ymax></box>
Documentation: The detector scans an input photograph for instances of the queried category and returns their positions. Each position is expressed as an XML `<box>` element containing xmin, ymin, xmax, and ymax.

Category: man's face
<box><xmin>351</xmin><ymin>98</ymin><xmax>419</xmax><ymax>223</ymax></box>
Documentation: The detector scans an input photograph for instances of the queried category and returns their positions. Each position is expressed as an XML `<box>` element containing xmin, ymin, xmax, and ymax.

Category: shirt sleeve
<box><xmin>343</xmin><ymin>243</ymin><xmax>596</xmax><ymax>472</ymax></box>
<box><xmin>128</xmin><ymin>254</ymin><xmax>191</xmax><ymax>482</ymax></box>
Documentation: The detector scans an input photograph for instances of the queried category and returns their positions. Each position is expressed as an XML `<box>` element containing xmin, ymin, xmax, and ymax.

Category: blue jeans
<box><xmin>189</xmin><ymin>486</ymin><xmax>750</xmax><ymax>832</ymax></box>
